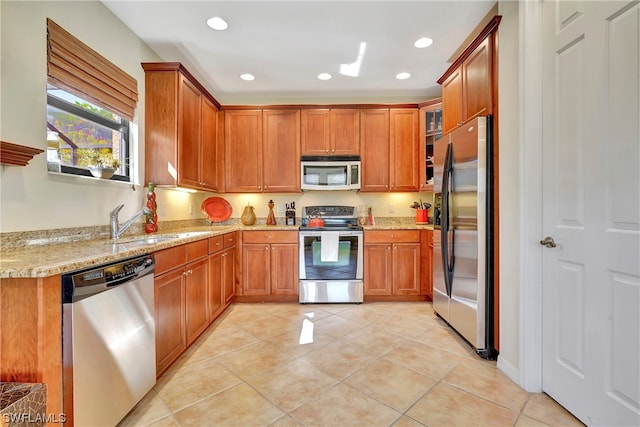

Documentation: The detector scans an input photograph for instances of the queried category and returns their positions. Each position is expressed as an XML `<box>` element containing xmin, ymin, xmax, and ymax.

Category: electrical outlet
<box><xmin>189</xmin><ymin>204</ymin><xmax>193</xmax><ymax>215</ymax></box>
<box><xmin>388</xmin><ymin>204</ymin><xmax>395</xmax><ymax>213</ymax></box>
<box><xmin>277</xmin><ymin>203</ymin><xmax>284</xmax><ymax>214</ymax></box>
<box><xmin>159</xmin><ymin>203</ymin><xmax>166</xmax><ymax>216</ymax></box>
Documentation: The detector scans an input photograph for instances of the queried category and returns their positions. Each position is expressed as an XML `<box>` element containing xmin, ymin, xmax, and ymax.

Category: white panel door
<box><xmin>541</xmin><ymin>1</ymin><xmax>640</xmax><ymax>425</ymax></box>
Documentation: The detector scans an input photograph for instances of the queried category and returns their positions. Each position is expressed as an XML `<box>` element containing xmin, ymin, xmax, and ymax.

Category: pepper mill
<box><xmin>266</xmin><ymin>199</ymin><xmax>277</xmax><ymax>225</ymax></box>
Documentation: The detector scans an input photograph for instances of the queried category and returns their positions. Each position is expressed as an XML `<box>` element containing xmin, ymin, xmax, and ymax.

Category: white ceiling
<box><xmin>102</xmin><ymin>0</ymin><xmax>497</xmax><ymax>105</ymax></box>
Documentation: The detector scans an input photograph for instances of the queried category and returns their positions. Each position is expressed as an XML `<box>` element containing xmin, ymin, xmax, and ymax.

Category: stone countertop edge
<box><xmin>0</xmin><ymin>222</ymin><xmax>432</xmax><ymax>278</ymax></box>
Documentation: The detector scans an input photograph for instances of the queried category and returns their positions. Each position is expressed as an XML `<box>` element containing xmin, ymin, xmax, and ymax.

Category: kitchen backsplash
<box><xmin>155</xmin><ymin>188</ymin><xmax>434</xmax><ymax>223</ymax></box>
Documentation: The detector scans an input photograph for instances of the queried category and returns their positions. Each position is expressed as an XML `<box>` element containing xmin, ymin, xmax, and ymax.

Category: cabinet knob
<box><xmin>265</xmin><ymin>246</ymin><xmax>269</xmax><ymax>250</ymax></box>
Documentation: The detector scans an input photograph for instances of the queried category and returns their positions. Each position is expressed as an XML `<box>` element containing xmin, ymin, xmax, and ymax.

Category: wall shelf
<box><xmin>0</xmin><ymin>141</ymin><xmax>44</xmax><ymax>166</ymax></box>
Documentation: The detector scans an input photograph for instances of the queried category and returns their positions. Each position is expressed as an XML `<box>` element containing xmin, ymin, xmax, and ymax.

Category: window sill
<box><xmin>47</xmin><ymin>170</ymin><xmax>140</xmax><ymax>188</ymax></box>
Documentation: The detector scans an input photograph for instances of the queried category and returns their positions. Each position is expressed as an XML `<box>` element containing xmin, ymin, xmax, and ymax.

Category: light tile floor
<box><xmin>119</xmin><ymin>302</ymin><xmax>584</xmax><ymax>427</ymax></box>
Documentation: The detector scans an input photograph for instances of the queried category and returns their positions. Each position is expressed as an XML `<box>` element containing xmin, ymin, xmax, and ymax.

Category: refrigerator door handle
<box><xmin>441</xmin><ymin>143</ymin><xmax>454</xmax><ymax>297</ymax></box>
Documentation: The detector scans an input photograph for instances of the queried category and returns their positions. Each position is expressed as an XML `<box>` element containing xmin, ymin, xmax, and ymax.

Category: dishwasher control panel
<box><xmin>62</xmin><ymin>254</ymin><xmax>154</xmax><ymax>303</ymax></box>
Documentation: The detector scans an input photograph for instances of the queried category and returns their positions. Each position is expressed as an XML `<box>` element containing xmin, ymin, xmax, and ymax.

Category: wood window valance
<box><xmin>46</xmin><ymin>18</ymin><xmax>138</xmax><ymax>121</ymax></box>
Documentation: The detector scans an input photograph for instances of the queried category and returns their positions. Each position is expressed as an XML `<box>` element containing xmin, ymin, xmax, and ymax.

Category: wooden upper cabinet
<box><xmin>360</xmin><ymin>109</ymin><xmax>390</xmax><ymax>192</ymax></box>
<box><xmin>419</xmin><ymin>100</ymin><xmax>442</xmax><ymax>191</ymax></box>
<box><xmin>201</xmin><ymin>97</ymin><xmax>221</xmax><ymax>192</ymax></box>
<box><xmin>177</xmin><ymin>76</ymin><xmax>202</xmax><ymax>188</ymax></box>
<box><xmin>224</xmin><ymin>110</ymin><xmax>263</xmax><ymax>192</ymax></box>
<box><xmin>301</xmin><ymin>109</ymin><xmax>331</xmax><ymax>155</ymax></box>
<box><xmin>301</xmin><ymin>108</ymin><xmax>359</xmax><ymax>156</ymax></box>
<box><xmin>331</xmin><ymin>109</ymin><xmax>360</xmax><ymax>155</ymax></box>
<box><xmin>464</xmin><ymin>37</ymin><xmax>492</xmax><ymax>122</ymax></box>
<box><xmin>438</xmin><ymin>18</ymin><xmax>499</xmax><ymax>134</ymax></box>
<box><xmin>224</xmin><ymin>109</ymin><xmax>300</xmax><ymax>193</ymax></box>
<box><xmin>142</xmin><ymin>63</ymin><xmax>221</xmax><ymax>190</ymax></box>
<box><xmin>360</xmin><ymin>108</ymin><xmax>419</xmax><ymax>192</ymax></box>
<box><xmin>389</xmin><ymin>109</ymin><xmax>419</xmax><ymax>191</ymax></box>
<box><xmin>441</xmin><ymin>69</ymin><xmax>463</xmax><ymax>134</ymax></box>
<box><xmin>262</xmin><ymin>109</ymin><xmax>301</xmax><ymax>192</ymax></box>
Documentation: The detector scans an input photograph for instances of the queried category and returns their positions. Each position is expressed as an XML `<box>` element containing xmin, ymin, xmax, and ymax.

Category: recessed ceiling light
<box><xmin>396</xmin><ymin>72</ymin><xmax>411</xmax><ymax>80</ymax></box>
<box><xmin>317</xmin><ymin>73</ymin><xmax>332</xmax><ymax>81</ymax></box>
<box><xmin>206</xmin><ymin>17</ymin><xmax>228</xmax><ymax>31</ymax></box>
<box><xmin>240</xmin><ymin>73</ymin><xmax>255</xmax><ymax>81</ymax></box>
<box><xmin>414</xmin><ymin>37</ymin><xmax>433</xmax><ymax>48</ymax></box>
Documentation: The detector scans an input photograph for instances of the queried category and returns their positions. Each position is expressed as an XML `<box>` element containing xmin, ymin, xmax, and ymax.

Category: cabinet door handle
<box><xmin>265</xmin><ymin>246</ymin><xmax>269</xmax><ymax>250</ymax></box>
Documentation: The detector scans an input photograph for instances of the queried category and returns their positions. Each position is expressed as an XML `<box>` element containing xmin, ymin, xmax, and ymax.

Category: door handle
<box><xmin>539</xmin><ymin>236</ymin><xmax>557</xmax><ymax>248</ymax></box>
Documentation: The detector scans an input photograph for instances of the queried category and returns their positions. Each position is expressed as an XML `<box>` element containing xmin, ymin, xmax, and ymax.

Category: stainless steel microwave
<box><xmin>300</xmin><ymin>156</ymin><xmax>361</xmax><ymax>191</ymax></box>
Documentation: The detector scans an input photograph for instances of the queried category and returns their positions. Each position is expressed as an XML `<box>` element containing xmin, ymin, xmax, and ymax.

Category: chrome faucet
<box><xmin>110</xmin><ymin>204</ymin><xmax>152</xmax><ymax>239</ymax></box>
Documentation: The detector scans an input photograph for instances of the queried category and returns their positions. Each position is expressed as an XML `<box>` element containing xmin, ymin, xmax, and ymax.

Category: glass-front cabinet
<box><xmin>419</xmin><ymin>99</ymin><xmax>443</xmax><ymax>191</ymax></box>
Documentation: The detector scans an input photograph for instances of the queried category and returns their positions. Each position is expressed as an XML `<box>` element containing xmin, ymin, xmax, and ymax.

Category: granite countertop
<box><xmin>0</xmin><ymin>219</ymin><xmax>431</xmax><ymax>279</ymax></box>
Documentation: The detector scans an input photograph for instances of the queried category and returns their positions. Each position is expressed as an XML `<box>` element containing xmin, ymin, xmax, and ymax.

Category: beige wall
<box><xmin>496</xmin><ymin>0</ymin><xmax>520</xmax><ymax>379</ymax></box>
<box><xmin>0</xmin><ymin>0</ymin><xmax>168</xmax><ymax>231</ymax></box>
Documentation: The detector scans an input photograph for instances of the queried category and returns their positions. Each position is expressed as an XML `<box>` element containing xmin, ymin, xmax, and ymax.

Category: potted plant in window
<box><xmin>87</xmin><ymin>152</ymin><xmax>120</xmax><ymax>179</ymax></box>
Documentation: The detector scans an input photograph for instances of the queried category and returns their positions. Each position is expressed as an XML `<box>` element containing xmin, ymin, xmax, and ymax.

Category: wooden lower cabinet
<box><xmin>208</xmin><ymin>250</ymin><xmax>224</xmax><ymax>320</ymax></box>
<box><xmin>242</xmin><ymin>243</ymin><xmax>271</xmax><ymax>295</ymax></box>
<box><xmin>363</xmin><ymin>244</ymin><xmax>392</xmax><ymax>295</ymax></box>
<box><xmin>154</xmin><ymin>238</ymin><xmax>218</xmax><ymax>376</ymax></box>
<box><xmin>421</xmin><ymin>230</ymin><xmax>434</xmax><ymax>299</ymax></box>
<box><xmin>185</xmin><ymin>256</ymin><xmax>209</xmax><ymax>346</ymax></box>
<box><xmin>270</xmin><ymin>244</ymin><xmax>299</xmax><ymax>295</ymax></box>
<box><xmin>224</xmin><ymin>232</ymin><xmax>238</xmax><ymax>305</ymax></box>
<box><xmin>364</xmin><ymin>230</ymin><xmax>423</xmax><ymax>298</ymax></box>
<box><xmin>240</xmin><ymin>231</ymin><xmax>298</xmax><ymax>299</ymax></box>
<box><xmin>0</xmin><ymin>276</ymin><xmax>64</xmax><ymax>422</ymax></box>
<box><xmin>155</xmin><ymin>267</ymin><xmax>186</xmax><ymax>376</ymax></box>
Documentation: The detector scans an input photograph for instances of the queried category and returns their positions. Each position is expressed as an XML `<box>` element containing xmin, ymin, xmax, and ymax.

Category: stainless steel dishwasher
<box><xmin>62</xmin><ymin>254</ymin><xmax>155</xmax><ymax>427</ymax></box>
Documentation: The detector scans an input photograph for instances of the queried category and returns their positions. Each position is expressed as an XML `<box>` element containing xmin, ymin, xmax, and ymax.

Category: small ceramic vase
<box><xmin>241</xmin><ymin>203</ymin><xmax>256</xmax><ymax>225</ymax></box>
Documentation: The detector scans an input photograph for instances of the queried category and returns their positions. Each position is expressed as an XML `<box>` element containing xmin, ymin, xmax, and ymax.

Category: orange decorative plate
<box><xmin>201</xmin><ymin>197</ymin><xmax>232</xmax><ymax>222</ymax></box>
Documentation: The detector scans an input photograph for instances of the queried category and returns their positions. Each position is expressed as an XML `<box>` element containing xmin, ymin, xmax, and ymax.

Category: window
<box><xmin>46</xmin><ymin>18</ymin><xmax>138</xmax><ymax>181</ymax></box>
<box><xmin>46</xmin><ymin>85</ymin><xmax>130</xmax><ymax>181</ymax></box>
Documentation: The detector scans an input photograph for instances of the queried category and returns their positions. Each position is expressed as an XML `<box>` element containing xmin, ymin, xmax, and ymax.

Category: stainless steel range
<box><xmin>298</xmin><ymin>205</ymin><xmax>363</xmax><ymax>303</ymax></box>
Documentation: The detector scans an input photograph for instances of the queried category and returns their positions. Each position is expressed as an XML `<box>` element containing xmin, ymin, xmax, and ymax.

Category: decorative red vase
<box><xmin>145</xmin><ymin>182</ymin><xmax>158</xmax><ymax>234</ymax></box>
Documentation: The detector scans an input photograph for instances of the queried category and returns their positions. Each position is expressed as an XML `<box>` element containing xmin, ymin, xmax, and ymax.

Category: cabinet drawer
<box><xmin>154</xmin><ymin>245</ymin><xmax>187</xmax><ymax>276</ymax></box>
<box><xmin>186</xmin><ymin>239</ymin><xmax>209</xmax><ymax>262</ymax></box>
<box><xmin>209</xmin><ymin>235</ymin><xmax>224</xmax><ymax>253</ymax></box>
<box><xmin>223</xmin><ymin>232</ymin><xmax>237</xmax><ymax>248</ymax></box>
<box><xmin>242</xmin><ymin>230</ymin><xmax>298</xmax><ymax>244</ymax></box>
<box><xmin>365</xmin><ymin>230</ymin><xmax>420</xmax><ymax>243</ymax></box>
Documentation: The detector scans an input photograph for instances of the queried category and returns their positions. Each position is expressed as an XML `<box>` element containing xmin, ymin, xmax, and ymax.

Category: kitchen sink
<box><xmin>115</xmin><ymin>236</ymin><xmax>177</xmax><ymax>247</ymax></box>
<box><xmin>113</xmin><ymin>231</ymin><xmax>212</xmax><ymax>247</ymax></box>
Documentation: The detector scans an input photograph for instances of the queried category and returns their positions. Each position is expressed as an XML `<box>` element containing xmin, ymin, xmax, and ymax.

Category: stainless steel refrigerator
<box><xmin>432</xmin><ymin>115</ymin><xmax>496</xmax><ymax>359</ymax></box>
